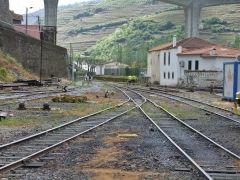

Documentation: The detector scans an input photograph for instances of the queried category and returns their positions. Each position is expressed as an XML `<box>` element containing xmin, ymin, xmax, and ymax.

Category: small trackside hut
<box><xmin>223</xmin><ymin>61</ymin><xmax>240</xmax><ymax>100</ymax></box>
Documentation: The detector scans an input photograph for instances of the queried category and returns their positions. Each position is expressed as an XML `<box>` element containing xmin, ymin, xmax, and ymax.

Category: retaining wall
<box><xmin>0</xmin><ymin>24</ymin><xmax>68</xmax><ymax>78</ymax></box>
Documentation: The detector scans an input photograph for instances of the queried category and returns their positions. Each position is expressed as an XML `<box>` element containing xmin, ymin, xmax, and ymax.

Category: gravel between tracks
<box><xmin>9</xmin><ymin>110</ymin><xmax>203</xmax><ymax>180</ymax></box>
<box><xmin>0</xmin><ymin>82</ymin><xmax>124</xmax><ymax>145</ymax></box>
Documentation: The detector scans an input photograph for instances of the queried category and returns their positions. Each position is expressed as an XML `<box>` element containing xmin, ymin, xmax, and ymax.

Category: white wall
<box><xmin>148</xmin><ymin>48</ymin><xmax>237</xmax><ymax>87</ymax></box>
<box><xmin>96</xmin><ymin>65</ymin><xmax>104</xmax><ymax>75</ymax></box>
<box><xmin>159</xmin><ymin>48</ymin><xmax>179</xmax><ymax>86</ymax></box>
<box><xmin>178</xmin><ymin>55</ymin><xmax>237</xmax><ymax>87</ymax></box>
<box><xmin>178</xmin><ymin>55</ymin><xmax>236</xmax><ymax>79</ymax></box>
<box><xmin>147</xmin><ymin>51</ymin><xmax>161</xmax><ymax>83</ymax></box>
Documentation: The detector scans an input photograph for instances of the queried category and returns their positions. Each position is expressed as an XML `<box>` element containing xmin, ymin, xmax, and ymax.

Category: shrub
<box><xmin>159</xmin><ymin>21</ymin><xmax>175</xmax><ymax>31</ymax></box>
<box><xmin>210</xmin><ymin>25</ymin><xmax>231</xmax><ymax>33</ymax></box>
<box><xmin>0</xmin><ymin>68</ymin><xmax>8</xmax><ymax>81</ymax></box>
<box><xmin>204</xmin><ymin>17</ymin><xmax>227</xmax><ymax>25</ymax></box>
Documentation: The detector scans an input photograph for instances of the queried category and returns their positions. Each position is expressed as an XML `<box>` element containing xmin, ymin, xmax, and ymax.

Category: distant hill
<box><xmin>56</xmin><ymin>0</ymin><xmax>173</xmax><ymax>51</ymax></box>
<box><xmin>22</xmin><ymin>0</ymin><xmax>104</xmax><ymax>25</ymax></box>
<box><xmin>88</xmin><ymin>3</ymin><xmax>240</xmax><ymax>67</ymax></box>
<box><xmin>56</xmin><ymin>0</ymin><xmax>240</xmax><ymax>56</ymax></box>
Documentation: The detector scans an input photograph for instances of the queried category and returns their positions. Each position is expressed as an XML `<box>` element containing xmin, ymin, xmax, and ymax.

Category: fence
<box><xmin>104</xmin><ymin>68</ymin><xmax>147</xmax><ymax>77</ymax></box>
<box><xmin>182</xmin><ymin>70</ymin><xmax>223</xmax><ymax>88</ymax></box>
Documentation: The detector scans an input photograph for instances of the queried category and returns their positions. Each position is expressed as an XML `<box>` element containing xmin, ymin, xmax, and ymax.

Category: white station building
<box><xmin>147</xmin><ymin>36</ymin><xmax>240</xmax><ymax>87</ymax></box>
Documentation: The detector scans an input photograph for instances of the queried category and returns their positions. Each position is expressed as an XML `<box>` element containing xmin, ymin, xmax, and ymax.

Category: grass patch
<box><xmin>164</xmin><ymin>108</ymin><xmax>204</xmax><ymax>119</ymax></box>
<box><xmin>0</xmin><ymin>51</ymin><xmax>37</xmax><ymax>81</ymax></box>
<box><xmin>56</xmin><ymin>103</ymin><xmax>111</xmax><ymax>117</ymax></box>
<box><xmin>0</xmin><ymin>117</ymin><xmax>40</xmax><ymax>127</ymax></box>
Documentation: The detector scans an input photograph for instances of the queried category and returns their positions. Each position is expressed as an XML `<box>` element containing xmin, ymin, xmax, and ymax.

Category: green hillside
<box><xmin>57</xmin><ymin>0</ymin><xmax>240</xmax><ymax>67</ymax></box>
<box><xmin>57</xmin><ymin>0</ymin><xmax>173</xmax><ymax>50</ymax></box>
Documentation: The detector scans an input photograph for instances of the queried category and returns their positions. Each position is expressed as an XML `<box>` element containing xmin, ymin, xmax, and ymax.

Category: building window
<box><xmin>188</xmin><ymin>61</ymin><xmax>192</xmax><ymax>70</ymax></box>
<box><xmin>164</xmin><ymin>72</ymin><xmax>166</xmax><ymax>79</ymax></box>
<box><xmin>168</xmin><ymin>52</ymin><xmax>171</xmax><ymax>65</ymax></box>
<box><xmin>195</xmin><ymin>60</ymin><xmax>199</xmax><ymax>70</ymax></box>
<box><xmin>168</xmin><ymin>72</ymin><xmax>170</xmax><ymax>79</ymax></box>
<box><xmin>164</xmin><ymin>52</ymin><xmax>166</xmax><ymax>65</ymax></box>
<box><xmin>172</xmin><ymin>72</ymin><xmax>174</xmax><ymax>79</ymax></box>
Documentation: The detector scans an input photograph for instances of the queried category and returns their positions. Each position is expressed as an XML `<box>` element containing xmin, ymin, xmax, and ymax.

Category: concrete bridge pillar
<box><xmin>0</xmin><ymin>0</ymin><xmax>12</xmax><ymax>27</ymax></box>
<box><xmin>157</xmin><ymin>0</ymin><xmax>240</xmax><ymax>38</ymax></box>
<box><xmin>44</xmin><ymin>0</ymin><xmax>58</xmax><ymax>44</ymax></box>
<box><xmin>184</xmin><ymin>2</ymin><xmax>201</xmax><ymax>38</ymax></box>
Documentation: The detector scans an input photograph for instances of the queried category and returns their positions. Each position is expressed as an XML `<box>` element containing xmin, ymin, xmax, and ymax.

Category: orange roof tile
<box><xmin>10</xmin><ymin>11</ymin><xmax>23</xmax><ymax>21</ymax></box>
<box><xmin>149</xmin><ymin>37</ymin><xmax>240</xmax><ymax>58</ymax></box>
<box><xmin>179</xmin><ymin>46</ymin><xmax>240</xmax><ymax>58</ymax></box>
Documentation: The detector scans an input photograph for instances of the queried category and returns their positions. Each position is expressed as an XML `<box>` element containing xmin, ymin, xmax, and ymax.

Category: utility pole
<box><xmin>39</xmin><ymin>16</ymin><xmax>43</xmax><ymax>85</ymax></box>
<box><xmin>25</xmin><ymin>7</ymin><xmax>33</xmax><ymax>34</ymax></box>
<box><xmin>37</xmin><ymin>16</ymin><xmax>40</xmax><ymax>31</ymax></box>
<box><xmin>70</xmin><ymin>43</ymin><xmax>74</xmax><ymax>81</ymax></box>
<box><xmin>25</xmin><ymin>8</ymin><xmax>28</xmax><ymax>34</ymax></box>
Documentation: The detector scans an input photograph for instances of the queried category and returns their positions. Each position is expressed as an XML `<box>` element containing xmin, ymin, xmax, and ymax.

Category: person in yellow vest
<box><xmin>132</xmin><ymin>75</ymin><xmax>137</xmax><ymax>85</ymax></box>
<box><xmin>127</xmin><ymin>76</ymin><xmax>132</xmax><ymax>85</ymax></box>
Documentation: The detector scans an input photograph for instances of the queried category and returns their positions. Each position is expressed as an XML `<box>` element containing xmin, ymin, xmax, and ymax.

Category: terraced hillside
<box><xmin>57</xmin><ymin>0</ymin><xmax>240</xmax><ymax>60</ymax></box>
<box><xmin>57</xmin><ymin>0</ymin><xmax>173</xmax><ymax>51</ymax></box>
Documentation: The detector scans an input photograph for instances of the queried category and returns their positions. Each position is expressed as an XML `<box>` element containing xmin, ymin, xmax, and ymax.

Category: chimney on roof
<box><xmin>210</xmin><ymin>48</ymin><xmax>216</xmax><ymax>56</ymax></box>
<box><xmin>178</xmin><ymin>46</ymin><xmax>182</xmax><ymax>53</ymax></box>
<box><xmin>173</xmin><ymin>35</ymin><xmax>177</xmax><ymax>48</ymax></box>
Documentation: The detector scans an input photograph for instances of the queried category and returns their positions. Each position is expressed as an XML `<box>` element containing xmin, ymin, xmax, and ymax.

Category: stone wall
<box><xmin>180</xmin><ymin>70</ymin><xmax>223</xmax><ymax>88</ymax></box>
<box><xmin>0</xmin><ymin>24</ymin><xmax>68</xmax><ymax>78</ymax></box>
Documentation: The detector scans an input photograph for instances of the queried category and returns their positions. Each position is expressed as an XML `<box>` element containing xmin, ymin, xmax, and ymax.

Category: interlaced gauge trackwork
<box><xmin>0</xmin><ymin>88</ymin><xmax>137</xmax><ymax>175</ymax></box>
<box><xmin>119</xmin><ymin>87</ymin><xmax>240</xmax><ymax>180</ymax></box>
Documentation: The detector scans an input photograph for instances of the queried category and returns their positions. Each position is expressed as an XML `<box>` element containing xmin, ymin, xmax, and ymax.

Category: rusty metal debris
<box><xmin>42</xmin><ymin>103</ymin><xmax>51</xmax><ymax>111</ymax></box>
<box><xmin>52</xmin><ymin>95</ymin><xmax>87</xmax><ymax>103</ymax></box>
<box><xmin>18</xmin><ymin>103</ymin><xmax>51</xmax><ymax>111</ymax></box>
<box><xmin>18</xmin><ymin>103</ymin><xmax>26</xmax><ymax>110</ymax></box>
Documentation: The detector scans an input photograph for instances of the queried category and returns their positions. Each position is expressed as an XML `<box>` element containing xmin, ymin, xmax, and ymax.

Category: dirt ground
<box><xmin>1</xmin><ymin>81</ymin><xmax>239</xmax><ymax>179</ymax></box>
<box><xmin>12</xmin><ymin>110</ymin><xmax>200</xmax><ymax>180</ymax></box>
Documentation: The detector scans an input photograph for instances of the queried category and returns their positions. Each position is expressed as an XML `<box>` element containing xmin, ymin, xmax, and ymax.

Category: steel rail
<box><xmin>147</xmin><ymin>98</ymin><xmax>240</xmax><ymax>160</ymax></box>
<box><xmin>0</xmin><ymin>87</ymin><xmax>135</xmax><ymax>174</ymax></box>
<box><xmin>131</xmin><ymin>87</ymin><xmax>240</xmax><ymax>124</ymax></box>
<box><xmin>120</xmin><ymin>87</ymin><xmax>213</xmax><ymax>180</ymax></box>
<box><xmin>149</xmin><ymin>87</ymin><xmax>237</xmax><ymax>115</ymax></box>
<box><xmin>127</xmin><ymin>86</ymin><xmax>240</xmax><ymax>159</ymax></box>
<box><xmin>0</xmin><ymin>107</ymin><xmax>137</xmax><ymax>173</ymax></box>
<box><xmin>0</xmin><ymin>87</ymin><xmax>76</xmax><ymax>107</ymax></box>
<box><xmin>0</xmin><ymin>90</ymin><xmax>130</xmax><ymax>150</ymax></box>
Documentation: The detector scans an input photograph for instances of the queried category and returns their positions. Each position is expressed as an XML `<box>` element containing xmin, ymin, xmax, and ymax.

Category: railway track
<box><xmin>2</xmin><ymin>83</ymin><xmax>240</xmax><ymax>179</ymax></box>
<box><xmin>0</xmin><ymin>88</ymin><xmax>138</xmax><ymax>176</ymax></box>
<box><xmin>130</xmin><ymin>87</ymin><xmax>240</xmax><ymax>124</ymax></box>
<box><xmin>126</xmin><ymin>86</ymin><xmax>240</xmax><ymax>155</ymax></box>
<box><xmin>119</xmin><ymin>86</ymin><xmax>240</xmax><ymax>180</ymax></box>
<box><xmin>0</xmin><ymin>88</ymin><xmax>74</xmax><ymax>103</ymax></box>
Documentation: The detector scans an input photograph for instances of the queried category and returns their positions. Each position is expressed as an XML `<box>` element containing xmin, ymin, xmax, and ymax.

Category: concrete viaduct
<box><xmin>1</xmin><ymin>0</ymin><xmax>240</xmax><ymax>39</ymax></box>
<box><xmin>44</xmin><ymin>0</ymin><xmax>240</xmax><ymax>38</ymax></box>
<box><xmin>0</xmin><ymin>0</ymin><xmax>58</xmax><ymax>28</ymax></box>
<box><xmin>36</xmin><ymin>0</ymin><xmax>240</xmax><ymax>38</ymax></box>
<box><xmin>157</xmin><ymin>0</ymin><xmax>240</xmax><ymax>38</ymax></box>
<box><xmin>0</xmin><ymin>0</ymin><xmax>58</xmax><ymax>43</ymax></box>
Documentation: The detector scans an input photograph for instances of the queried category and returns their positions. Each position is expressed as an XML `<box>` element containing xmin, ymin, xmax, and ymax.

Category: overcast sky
<box><xmin>9</xmin><ymin>0</ymin><xmax>90</xmax><ymax>14</ymax></box>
